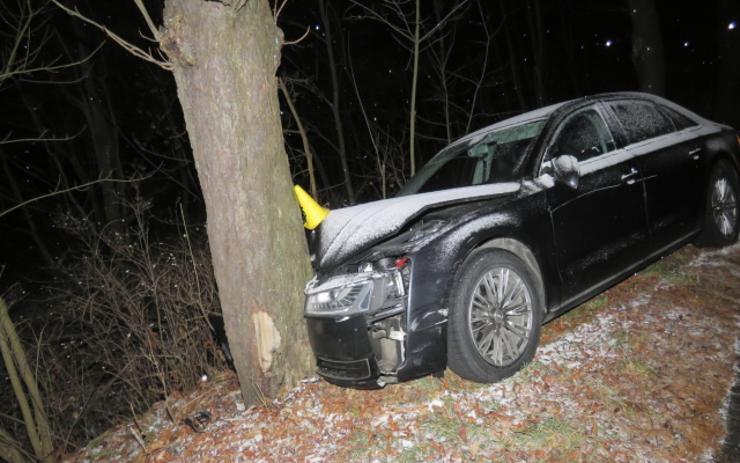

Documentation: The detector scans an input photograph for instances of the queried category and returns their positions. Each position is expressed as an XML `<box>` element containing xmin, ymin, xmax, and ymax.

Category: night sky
<box><xmin>1</xmin><ymin>0</ymin><xmax>739</xmax><ymax>285</ymax></box>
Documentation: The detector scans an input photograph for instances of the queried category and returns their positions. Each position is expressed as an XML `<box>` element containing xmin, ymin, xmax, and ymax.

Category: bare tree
<box><xmin>347</xmin><ymin>46</ymin><xmax>407</xmax><ymax>198</ymax></box>
<box><xmin>317</xmin><ymin>0</ymin><xmax>354</xmax><ymax>202</ymax></box>
<box><xmin>62</xmin><ymin>42</ymin><xmax>125</xmax><ymax>230</ymax></box>
<box><xmin>279</xmin><ymin>77</ymin><xmax>318</xmax><ymax>199</ymax></box>
<box><xmin>425</xmin><ymin>0</ymin><xmax>504</xmax><ymax>146</ymax></box>
<box><xmin>0</xmin><ymin>0</ymin><xmax>113</xmax><ymax>268</ymax></box>
<box><xmin>0</xmin><ymin>0</ymin><xmax>81</xmax><ymax>87</ymax></box>
<box><xmin>0</xmin><ymin>298</ymin><xmax>53</xmax><ymax>463</ymax></box>
<box><xmin>52</xmin><ymin>0</ymin><xmax>313</xmax><ymax>404</ymax></box>
<box><xmin>349</xmin><ymin>0</ymin><xmax>468</xmax><ymax>176</ymax></box>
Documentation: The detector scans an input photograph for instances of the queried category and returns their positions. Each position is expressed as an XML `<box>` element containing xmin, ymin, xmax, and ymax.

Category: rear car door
<box><xmin>605</xmin><ymin>99</ymin><xmax>704</xmax><ymax>249</ymax></box>
<box><xmin>544</xmin><ymin>104</ymin><xmax>650</xmax><ymax>305</ymax></box>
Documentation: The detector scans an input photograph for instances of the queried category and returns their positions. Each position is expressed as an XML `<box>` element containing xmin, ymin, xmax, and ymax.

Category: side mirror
<box><xmin>552</xmin><ymin>154</ymin><xmax>580</xmax><ymax>190</ymax></box>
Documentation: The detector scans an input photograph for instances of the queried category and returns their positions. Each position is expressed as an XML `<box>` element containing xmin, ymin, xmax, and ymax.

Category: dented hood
<box><xmin>316</xmin><ymin>183</ymin><xmax>521</xmax><ymax>269</ymax></box>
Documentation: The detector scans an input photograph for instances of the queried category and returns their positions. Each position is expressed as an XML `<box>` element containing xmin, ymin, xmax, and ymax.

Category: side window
<box><xmin>608</xmin><ymin>100</ymin><xmax>674</xmax><ymax>144</ymax></box>
<box><xmin>659</xmin><ymin>105</ymin><xmax>697</xmax><ymax>130</ymax></box>
<box><xmin>549</xmin><ymin>108</ymin><xmax>616</xmax><ymax>162</ymax></box>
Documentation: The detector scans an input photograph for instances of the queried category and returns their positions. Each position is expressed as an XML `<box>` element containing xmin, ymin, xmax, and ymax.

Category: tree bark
<box><xmin>628</xmin><ymin>0</ymin><xmax>665</xmax><ymax>96</ymax></box>
<box><xmin>161</xmin><ymin>0</ymin><xmax>313</xmax><ymax>403</ymax></box>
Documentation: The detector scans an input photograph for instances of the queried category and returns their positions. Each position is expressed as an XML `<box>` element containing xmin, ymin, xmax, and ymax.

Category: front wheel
<box><xmin>447</xmin><ymin>250</ymin><xmax>543</xmax><ymax>383</ymax></box>
<box><xmin>697</xmin><ymin>160</ymin><xmax>739</xmax><ymax>247</ymax></box>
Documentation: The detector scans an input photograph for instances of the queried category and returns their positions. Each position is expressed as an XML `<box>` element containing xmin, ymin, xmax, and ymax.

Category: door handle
<box><xmin>688</xmin><ymin>147</ymin><xmax>702</xmax><ymax>161</ymax></box>
<box><xmin>621</xmin><ymin>167</ymin><xmax>639</xmax><ymax>185</ymax></box>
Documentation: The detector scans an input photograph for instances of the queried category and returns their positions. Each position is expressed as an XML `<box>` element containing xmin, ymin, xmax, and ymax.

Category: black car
<box><xmin>302</xmin><ymin>92</ymin><xmax>740</xmax><ymax>388</ymax></box>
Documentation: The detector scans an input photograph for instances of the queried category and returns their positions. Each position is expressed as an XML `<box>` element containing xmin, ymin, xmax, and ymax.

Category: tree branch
<box><xmin>132</xmin><ymin>0</ymin><xmax>160</xmax><ymax>41</ymax></box>
<box><xmin>0</xmin><ymin>127</ymin><xmax>84</xmax><ymax>146</ymax></box>
<box><xmin>420</xmin><ymin>0</ymin><xmax>469</xmax><ymax>42</ymax></box>
<box><xmin>50</xmin><ymin>0</ymin><xmax>173</xmax><ymax>71</ymax></box>
<box><xmin>0</xmin><ymin>175</ymin><xmax>151</xmax><ymax>220</ymax></box>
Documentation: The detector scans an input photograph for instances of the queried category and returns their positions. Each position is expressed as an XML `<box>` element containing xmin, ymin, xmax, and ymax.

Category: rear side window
<box><xmin>659</xmin><ymin>105</ymin><xmax>697</xmax><ymax>130</ymax></box>
<box><xmin>608</xmin><ymin>100</ymin><xmax>674</xmax><ymax>144</ymax></box>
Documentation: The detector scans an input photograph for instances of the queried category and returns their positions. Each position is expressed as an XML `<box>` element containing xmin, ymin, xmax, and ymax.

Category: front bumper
<box><xmin>305</xmin><ymin>309</ymin><xmax>447</xmax><ymax>387</ymax></box>
<box><xmin>305</xmin><ymin>250</ymin><xmax>454</xmax><ymax>387</ymax></box>
<box><xmin>305</xmin><ymin>314</ymin><xmax>384</xmax><ymax>388</ymax></box>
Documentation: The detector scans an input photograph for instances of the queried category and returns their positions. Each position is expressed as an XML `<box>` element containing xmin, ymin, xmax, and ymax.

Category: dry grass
<box><xmin>0</xmin><ymin>203</ymin><xmax>227</xmax><ymax>453</ymax></box>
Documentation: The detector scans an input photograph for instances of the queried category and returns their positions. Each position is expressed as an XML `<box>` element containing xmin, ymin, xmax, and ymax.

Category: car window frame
<box><xmin>656</xmin><ymin>104</ymin><xmax>698</xmax><ymax>132</ymax></box>
<box><xmin>539</xmin><ymin>103</ymin><xmax>618</xmax><ymax>175</ymax></box>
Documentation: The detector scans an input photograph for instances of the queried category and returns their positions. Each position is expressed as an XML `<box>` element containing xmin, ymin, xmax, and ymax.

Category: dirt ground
<box><xmin>67</xmin><ymin>243</ymin><xmax>740</xmax><ymax>462</ymax></box>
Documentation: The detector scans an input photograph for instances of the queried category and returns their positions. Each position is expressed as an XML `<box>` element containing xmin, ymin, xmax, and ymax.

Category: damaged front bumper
<box><xmin>305</xmin><ymin>313</ymin><xmax>406</xmax><ymax>388</ymax></box>
<box><xmin>304</xmin><ymin>259</ymin><xmax>411</xmax><ymax>387</ymax></box>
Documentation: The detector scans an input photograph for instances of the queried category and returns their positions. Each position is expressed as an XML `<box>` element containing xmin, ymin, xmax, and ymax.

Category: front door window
<box><xmin>549</xmin><ymin>108</ymin><xmax>616</xmax><ymax>162</ymax></box>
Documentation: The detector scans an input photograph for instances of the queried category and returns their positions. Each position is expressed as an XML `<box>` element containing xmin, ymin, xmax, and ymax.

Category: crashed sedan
<box><xmin>299</xmin><ymin>92</ymin><xmax>740</xmax><ymax>388</ymax></box>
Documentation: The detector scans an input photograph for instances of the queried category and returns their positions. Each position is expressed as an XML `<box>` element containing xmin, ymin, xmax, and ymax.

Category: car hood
<box><xmin>316</xmin><ymin>182</ymin><xmax>521</xmax><ymax>269</ymax></box>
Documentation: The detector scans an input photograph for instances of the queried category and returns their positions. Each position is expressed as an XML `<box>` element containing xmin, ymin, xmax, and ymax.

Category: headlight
<box><xmin>305</xmin><ymin>273</ymin><xmax>375</xmax><ymax>316</ymax></box>
<box><xmin>305</xmin><ymin>264</ymin><xmax>409</xmax><ymax>317</ymax></box>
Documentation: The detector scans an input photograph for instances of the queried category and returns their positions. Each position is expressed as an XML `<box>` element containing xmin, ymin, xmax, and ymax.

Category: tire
<box><xmin>697</xmin><ymin>160</ymin><xmax>739</xmax><ymax>247</ymax></box>
<box><xmin>447</xmin><ymin>249</ymin><xmax>543</xmax><ymax>383</ymax></box>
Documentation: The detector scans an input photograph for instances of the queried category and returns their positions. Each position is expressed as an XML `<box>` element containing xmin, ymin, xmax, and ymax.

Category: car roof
<box><xmin>448</xmin><ymin>91</ymin><xmax>705</xmax><ymax>151</ymax></box>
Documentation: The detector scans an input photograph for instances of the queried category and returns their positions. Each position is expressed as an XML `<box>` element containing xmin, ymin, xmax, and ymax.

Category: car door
<box><xmin>605</xmin><ymin>99</ymin><xmax>704</xmax><ymax>249</ymax></box>
<box><xmin>544</xmin><ymin>104</ymin><xmax>650</xmax><ymax>305</ymax></box>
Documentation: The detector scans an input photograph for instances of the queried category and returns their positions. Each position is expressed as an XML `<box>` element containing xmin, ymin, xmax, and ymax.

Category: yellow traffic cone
<box><xmin>293</xmin><ymin>185</ymin><xmax>330</xmax><ymax>230</ymax></box>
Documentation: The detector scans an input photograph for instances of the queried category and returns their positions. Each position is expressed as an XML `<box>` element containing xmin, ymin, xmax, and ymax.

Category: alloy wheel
<box><xmin>467</xmin><ymin>267</ymin><xmax>533</xmax><ymax>367</ymax></box>
<box><xmin>711</xmin><ymin>177</ymin><xmax>738</xmax><ymax>237</ymax></box>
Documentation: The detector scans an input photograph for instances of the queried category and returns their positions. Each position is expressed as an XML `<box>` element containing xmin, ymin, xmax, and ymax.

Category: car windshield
<box><xmin>399</xmin><ymin>120</ymin><xmax>546</xmax><ymax>195</ymax></box>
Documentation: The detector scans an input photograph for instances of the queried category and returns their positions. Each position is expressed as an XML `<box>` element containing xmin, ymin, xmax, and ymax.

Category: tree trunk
<box><xmin>559</xmin><ymin>0</ymin><xmax>580</xmax><ymax>95</ymax></box>
<box><xmin>73</xmin><ymin>41</ymin><xmax>124</xmax><ymax>229</ymax></box>
<box><xmin>409</xmin><ymin>0</ymin><xmax>421</xmax><ymax>176</ymax></box>
<box><xmin>628</xmin><ymin>0</ymin><xmax>665</xmax><ymax>96</ymax></box>
<box><xmin>0</xmin><ymin>153</ymin><xmax>55</xmax><ymax>268</ymax></box>
<box><xmin>161</xmin><ymin>0</ymin><xmax>313</xmax><ymax>404</ymax></box>
<box><xmin>432</xmin><ymin>0</ymin><xmax>453</xmax><ymax>142</ymax></box>
<box><xmin>318</xmin><ymin>0</ymin><xmax>354</xmax><ymax>203</ymax></box>
<box><xmin>525</xmin><ymin>0</ymin><xmax>545</xmax><ymax>106</ymax></box>
<box><xmin>716</xmin><ymin>0</ymin><xmax>740</xmax><ymax>127</ymax></box>
<box><xmin>500</xmin><ymin>0</ymin><xmax>527</xmax><ymax>110</ymax></box>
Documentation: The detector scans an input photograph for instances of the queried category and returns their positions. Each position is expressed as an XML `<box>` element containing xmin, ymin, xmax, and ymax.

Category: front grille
<box><xmin>316</xmin><ymin>357</ymin><xmax>372</xmax><ymax>380</ymax></box>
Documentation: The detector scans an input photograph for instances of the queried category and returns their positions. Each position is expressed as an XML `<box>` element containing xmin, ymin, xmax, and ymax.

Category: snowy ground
<box><xmin>67</xmin><ymin>243</ymin><xmax>740</xmax><ymax>462</ymax></box>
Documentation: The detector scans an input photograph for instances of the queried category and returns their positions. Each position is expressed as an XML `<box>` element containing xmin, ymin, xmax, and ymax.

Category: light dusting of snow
<box><xmin>427</xmin><ymin>398</ymin><xmax>444</xmax><ymax>411</ymax></box>
<box><xmin>74</xmin><ymin>240</ymin><xmax>740</xmax><ymax>462</ymax></box>
<box><xmin>318</xmin><ymin>182</ymin><xmax>520</xmax><ymax>267</ymax></box>
<box><xmin>439</xmin><ymin>212</ymin><xmax>514</xmax><ymax>257</ymax></box>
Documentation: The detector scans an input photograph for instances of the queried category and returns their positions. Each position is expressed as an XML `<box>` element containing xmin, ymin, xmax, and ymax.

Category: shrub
<box><xmin>1</xmin><ymin>203</ymin><xmax>227</xmax><ymax>452</ymax></box>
